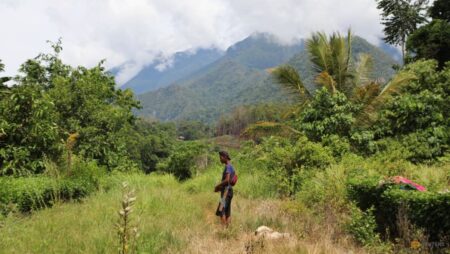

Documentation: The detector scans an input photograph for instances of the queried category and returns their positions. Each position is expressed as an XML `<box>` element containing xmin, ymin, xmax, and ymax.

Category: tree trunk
<box><xmin>401</xmin><ymin>38</ymin><xmax>406</xmax><ymax>65</ymax></box>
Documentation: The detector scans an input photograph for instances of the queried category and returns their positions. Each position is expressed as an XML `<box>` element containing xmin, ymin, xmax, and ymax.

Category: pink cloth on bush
<box><xmin>392</xmin><ymin>176</ymin><xmax>427</xmax><ymax>192</ymax></box>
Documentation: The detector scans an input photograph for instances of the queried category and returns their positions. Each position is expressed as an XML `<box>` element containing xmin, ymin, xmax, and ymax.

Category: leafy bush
<box><xmin>296</xmin><ymin>164</ymin><xmax>348</xmax><ymax>210</ymax></box>
<box><xmin>59</xmin><ymin>178</ymin><xmax>95</xmax><ymax>201</ymax></box>
<box><xmin>247</xmin><ymin>136</ymin><xmax>335</xmax><ymax>196</ymax></box>
<box><xmin>374</xmin><ymin>60</ymin><xmax>449</xmax><ymax>162</ymax></box>
<box><xmin>156</xmin><ymin>141</ymin><xmax>208</xmax><ymax>180</ymax></box>
<box><xmin>379</xmin><ymin>189</ymin><xmax>450</xmax><ymax>241</ymax></box>
<box><xmin>347</xmin><ymin>175</ymin><xmax>386</xmax><ymax>211</ymax></box>
<box><xmin>346</xmin><ymin>204</ymin><xmax>381</xmax><ymax>246</ymax></box>
<box><xmin>350</xmin><ymin>130</ymin><xmax>377</xmax><ymax>155</ymax></box>
<box><xmin>70</xmin><ymin>158</ymin><xmax>106</xmax><ymax>188</ymax></box>
<box><xmin>299</xmin><ymin>88</ymin><xmax>357</xmax><ymax>141</ymax></box>
<box><xmin>294</xmin><ymin>137</ymin><xmax>335</xmax><ymax>170</ymax></box>
<box><xmin>0</xmin><ymin>160</ymin><xmax>106</xmax><ymax>214</ymax></box>
<box><xmin>400</xmin><ymin>127</ymin><xmax>448</xmax><ymax>163</ymax></box>
<box><xmin>0</xmin><ymin>177</ymin><xmax>58</xmax><ymax>213</ymax></box>
<box><xmin>348</xmin><ymin>176</ymin><xmax>450</xmax><ymax>241</ymax></box>
<box><xmin>0</xmin><ymin>84</ymin><xmax>60</xmax><ymax>175</ymax></box>
<box><xmin>256</xmin><ymin>136</ymin><xmax>335</xmax><ymax>172</ymax></box>
<box><xmin>321</xmin><ymin>135</ymin><xmax>351</xmax><ymax>159</ymax></box>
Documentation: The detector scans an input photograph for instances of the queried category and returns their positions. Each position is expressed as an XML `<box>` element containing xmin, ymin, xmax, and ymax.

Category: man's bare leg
<box><xmin>221</xmin><ymin>214</ymin><xmax>227</xmax><ymax>226</ymax></box>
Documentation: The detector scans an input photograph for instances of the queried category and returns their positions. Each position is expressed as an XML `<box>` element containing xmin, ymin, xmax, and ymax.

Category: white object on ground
<box><xmin>255</xmin><ymin>226</ymin><xmax>290</xmax><ymax>240</ymax></box>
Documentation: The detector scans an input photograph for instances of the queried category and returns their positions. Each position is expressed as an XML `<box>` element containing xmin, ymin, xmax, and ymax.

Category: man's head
<box><xmin>219</xmin><ymin>151</ymin><xmax>231</xmax><ymax>164</ymax></box>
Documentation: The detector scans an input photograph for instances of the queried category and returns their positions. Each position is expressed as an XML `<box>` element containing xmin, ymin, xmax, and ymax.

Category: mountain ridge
<box><xmin>133</xmin><ymin>34</ymin><xmax>399</xmax><ymax>123</ymax></box>
<box><xmin>120</xmin><ymin>48</ymin><xmax>224</xmax><ymax>94</ymax></box>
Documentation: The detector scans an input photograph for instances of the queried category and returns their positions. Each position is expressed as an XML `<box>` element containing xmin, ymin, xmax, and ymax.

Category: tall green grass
<box><xmin>0</xmin><ymin>174</ymin><xmax>197</xmax><ymax>253</ymax></box>
<box><xmin>0</xmin><ymin>158</ymin><xmax>296</xmax><ymax>253</ymax></box>
<box><xmin>1</xmin><ymin>149</ymin><xmax>448</xmax><ymax>253</ymax></box>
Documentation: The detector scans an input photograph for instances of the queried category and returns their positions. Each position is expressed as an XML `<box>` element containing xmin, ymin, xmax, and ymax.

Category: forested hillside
<box><xmin>137</xmin><ymin>35</ymin><xmax>398</xmax><ymax>123</ymax></box>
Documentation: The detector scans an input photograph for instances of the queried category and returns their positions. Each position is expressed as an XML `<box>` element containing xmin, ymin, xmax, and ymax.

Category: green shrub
<box><xmin>347</xmin><ymin>175</ymin><xmax>385</xmax><ymax>211</ymax></box>
<box><xmin>156</xmin><ymin>141</ymin><xmax>208</xmax><ymax>180</ymax></box>
<box><xmin>59</xmin><ymin>178</ymin><xmax>95</xmax><ymax>200</ymax></box>
<box><xmin>0</xmin><ymin>177</ymin><xmax>58</xmax><ymax>213</ymax></box>
<box><xmin>0</xmin><ymin>84</ymin><xmax>61</xmax><ymax>176</ymax></box>
<box><xmin>348</xmin><ymin>176</ymin><xmax>450</xmax><ymax>241</ymax></box>
<box><xmin>380</xmin><ymin>189</ymin><xmax>450</xmax><ymax>241</ymax></box>
<box><xmin>346</xmin><ymin>204</ymin><xmax>381</xmax><ymax>246</ymax></box>
<box><xmin>0</xmin><ymin>172</ymin><xmax>102</xmax><ymax>214</ymax></box>
<box><xmin>294</xmin><ymin>137</ymin><xmax>335</xmax><ymax>170</ymax></box>
<box><xmin>350</xmin><ymin>130</ymin><xmax>376</xmax><ymax>155</ymax></box>
<box><xmin>296</xmin><ymin>164</ymin><xmax>348</xmax><ymax>210</ymax></box>
<box><xmin>400</xmin><ymin>127</ymin><xmax>449</xmax><ymax>163</ymax></box>
<box><xmin>70</xmin><ymin>158</ymin><xmax>106</xmax><ymax>190</ymax></box>
<box><xmin>299</xmin><ymin>88</ymin><xmax>357</xmax><ymax>141</ymax></box>
<box><xmin>321</xmin><ymin>135</ymin><xmax>351</xmax><ymax>160</ymax></box>
<box><xmin>374</xmin><ymin>60</ymin><xmax>449</xmax><ymax>162</ymax></box>
<box><xmin>123</xmin><ymin>120</ymin><xmax>176</xmax><ymax>174</ymax></box>
<box><xmin>240</xmin><ymin>136</ymin><xmax>334</xmax><ymax>196</ymax></box>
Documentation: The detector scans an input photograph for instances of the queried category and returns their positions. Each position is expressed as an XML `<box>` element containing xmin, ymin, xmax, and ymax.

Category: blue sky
<box><xmin>0</xmin><ymin>0</ymin><xmax>384</xmax><ymax>84</ymax></box>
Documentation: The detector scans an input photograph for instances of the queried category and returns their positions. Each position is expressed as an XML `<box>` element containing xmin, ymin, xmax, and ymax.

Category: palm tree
<box><xmin>243</xmin><ymin>31</ymin><xmax>414</xmax><ymax>139</ymax></box>
<box><xmin>272</xmin><ymin>30</ymin><xmax>361</xmax><ymax>98</ymax></box>
<box><xmin>270</xmin><ymin>30</ymin><xmax>414</xmax><ymax>126</ymax></box>
<box><xmin>307</xmin><ymin>30</ymin><xmax>353</xmax><ymax>96</ymax></box>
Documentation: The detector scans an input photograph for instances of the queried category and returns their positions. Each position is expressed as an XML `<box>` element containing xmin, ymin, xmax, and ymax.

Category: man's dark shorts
<box><xmin>216</xmin><ymin>193</ymin><xmax>233</xmax><ymax>217</ymax></box>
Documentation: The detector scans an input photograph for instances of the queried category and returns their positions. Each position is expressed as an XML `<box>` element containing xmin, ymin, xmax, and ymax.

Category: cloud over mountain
<box><xmin>0</xmin><ymin>0</ymin><xmax>383</xmax><ymax>84</ymax></box>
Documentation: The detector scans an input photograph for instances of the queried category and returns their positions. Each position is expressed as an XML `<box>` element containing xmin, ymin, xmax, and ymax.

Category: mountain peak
<box><xmin>224</xmin><ymin>33</ymin><xmax>304</xmax><ymax>69</ymax></box>
<box><xmin>226</xmin><ymin>32</ymin><xmax>303</xmax><ymax>54</ymax></box>
<box><xmin>137</xmin><ymin>34</ymin><xmax>399</xmax><ymax>123</ymax></box>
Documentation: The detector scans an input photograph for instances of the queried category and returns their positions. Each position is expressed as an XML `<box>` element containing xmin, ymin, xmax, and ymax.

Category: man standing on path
<box><xmin>214</xmin><ymin>151</ymin><xmax>235</xmax><ymax>227</ymax></box>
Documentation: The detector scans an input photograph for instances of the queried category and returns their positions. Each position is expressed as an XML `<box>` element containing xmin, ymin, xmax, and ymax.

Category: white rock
<box><xmin>255</xmin><ymin>226</ymin><xmax>273</xmax><ymax>235</ymax></box>
<box><xmin>266</xmin><ymin>232</ymin><xmax>290</xmax><ymax>240</ymax></box>
<box><xmin>255</xmin><ymin>226</ymin><xmax>290</xmax><ymax>240</ymax></box>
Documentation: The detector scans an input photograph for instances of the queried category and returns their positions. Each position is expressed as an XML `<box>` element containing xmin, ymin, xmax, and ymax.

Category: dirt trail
<box><xmin>179</xmin><ymin>195</ymin><xmax>368</xmax><ymax>254</ymax></box>
<box><xmin>181</xmin><ymin>197</ymin><xmax>300</xmax><ymax>254</ymax></box>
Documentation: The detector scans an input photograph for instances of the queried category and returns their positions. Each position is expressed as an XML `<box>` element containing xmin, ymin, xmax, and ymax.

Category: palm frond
<box><xmin>346</xmin><ymin>29</ymin><xmax>352</xmax><ymax>71</ymax></box>
<box><xmin>355</xmin><ymin>72</ymin><xmax>417</xmax><ymax>127</ymax></box>
<box><xmin>307</xmin><ymin>32</ymin><xmax>330</xmax><ymax>74</ymax></box>
<box><xmin>379</xmin><ymin>71</ymin><xmax>417</xmax><ymax>98</ymax></box>
<box><xmin>332</xmin><ymin>30</ymin><xmax>353</xmax><ymax>94</ymax></box>
<box><xmin>241</xmin><ymin>121</ymin><xmax>300</xmax><ymax>141</ymax></box>
<box><xmin>272</xmin><ymin>65</ymin><xmax>311</xmax><ymax>99</ymax></box>
<box><xmin>353</xmin><ymin>82</ymin><xmax>381</xmax><ymax>105</ymax></box>
<box><xmin>307</xmin><ymin>30</ymin><xmax>353</xmax><ymax>96</ymax></box>
<box><xmin>353</xmin><ymin>82</ymin><xmax>382</xmax><ymax>127</ymax></box>
<box><xmin>315</xmin><ymin>71</ymin><xmax>337</xmax><ymax>93</ymax></box>
<box><xmin>354</xmin><ymin>53</ymin><xmax>374</xmax><ymax>86</ymax></box>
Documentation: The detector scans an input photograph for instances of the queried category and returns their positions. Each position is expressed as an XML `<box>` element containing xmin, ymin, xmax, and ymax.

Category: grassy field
<box><xmin>0</xmin><ymin>164</ymin><xmax>371</xmax><ymax>254</ymax></box>
<box><xmin>1</xmin><ymin>146</ymin><xmax>448</xmax><ymax>254</ymax></box>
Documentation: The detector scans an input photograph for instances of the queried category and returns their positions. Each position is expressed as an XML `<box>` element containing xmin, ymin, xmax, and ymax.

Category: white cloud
<box><xmin>0</xmin><ymin>0</ymin><xmax>384</xmax><ymax>85</ymax></box>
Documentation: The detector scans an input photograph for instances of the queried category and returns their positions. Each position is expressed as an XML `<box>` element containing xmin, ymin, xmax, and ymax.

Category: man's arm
<box><xmin>214</xmin><ymin>173</ymin><xmax>230</xmax><ymax>192</ymax></box>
